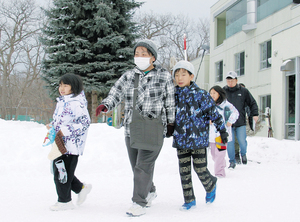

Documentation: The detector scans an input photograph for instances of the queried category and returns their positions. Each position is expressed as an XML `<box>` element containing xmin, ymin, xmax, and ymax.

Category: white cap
<box><xmin>226</xmin><ymin>71</ymin><xmax>238</xmax><ymax>79</ymax></box>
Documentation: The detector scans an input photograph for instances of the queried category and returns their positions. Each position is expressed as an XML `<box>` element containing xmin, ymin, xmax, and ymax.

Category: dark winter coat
<box><xmin>172</xmin><ymin>82</ymin><xmax>226</xmax><ymax>150</ymax></box>
<box><xmin>223</xmin><ymin>84</ymin><xmax>258</xmax><ymax>127</ymax></box>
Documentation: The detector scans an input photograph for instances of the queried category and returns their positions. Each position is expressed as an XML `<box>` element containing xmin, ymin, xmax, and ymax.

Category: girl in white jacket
<box><xmin>209</xmin><ymin>86</ymin><xmax>239</xmax><ymax>177</ymax></box>
<box><xmin>47</xmin><ymin>74</ymin><xmax>91</xmax><ymax>211</ymax></box>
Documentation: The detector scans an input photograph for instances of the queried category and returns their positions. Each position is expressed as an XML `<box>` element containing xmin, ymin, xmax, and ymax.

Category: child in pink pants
<box><xmin>209</xmin><ymin>86</ymin><xmax>239</xmax><ymax>177</ymax></box>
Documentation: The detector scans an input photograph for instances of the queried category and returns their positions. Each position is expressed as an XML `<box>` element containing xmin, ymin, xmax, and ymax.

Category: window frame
<box><xmin>260</xmin><ymin>40</ymin><xmax>272</xmax><ymax>70</ymax></box>
<box><xmin>235</xmin><ymin>51</ymin><xmax>245</xmax><ymax>76</ymax></box>
<box><xmin>260</xmin><ymin>94</ymin><xmax>271</xmax><ymax>121</ymax></box>
<box><xmin>215</xmin><ymin>60</ymin><xmax>223</xmax><ymax>82</ymax></box>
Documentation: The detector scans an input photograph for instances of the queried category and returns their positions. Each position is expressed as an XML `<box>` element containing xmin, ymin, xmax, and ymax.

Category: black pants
<box><xmin>177</xmin><ymin>148</ymin><xmax>217</xmax><ymax>204</ymax></box>
<box><xmin>125</xmin><ymin>137</ymin><xmax>161</xmax><ymax>207</ymax></box>
<box><xmin>53</xmin><ymin>155</ymin><xmax>83</xmax><ymax>203</ymax></box>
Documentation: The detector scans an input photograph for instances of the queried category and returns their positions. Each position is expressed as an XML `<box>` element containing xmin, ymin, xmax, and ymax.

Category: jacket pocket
<box><xmin>148</xmin><ymin>83</ymin><xmax>163</xmax><ymax>100</ymax></box>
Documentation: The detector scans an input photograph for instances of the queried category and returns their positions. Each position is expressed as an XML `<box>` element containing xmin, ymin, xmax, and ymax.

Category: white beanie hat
<box><xmin>172</xmin><ymin>60</ymin><xmax>195</xmax><ymax>76</ymax></box>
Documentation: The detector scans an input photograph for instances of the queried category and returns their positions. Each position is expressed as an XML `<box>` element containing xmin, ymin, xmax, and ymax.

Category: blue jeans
<box><xmin>227</xmin><ymin>125</ymin><xmax>247</xmax><ymax>163</ymax></box>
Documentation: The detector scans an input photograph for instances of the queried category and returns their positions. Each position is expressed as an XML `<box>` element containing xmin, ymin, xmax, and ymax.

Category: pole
<box><xmin>194</xmin><ymin>49</ymin><xmax>206</xmax><ymax>82</ymax></box>
<box><xmin>184</xmin><ymin>34</ymin><xmax>187</xmax><ymax>61</ymax></box>
<box><xmin>195</xmin><ymin>45</ymin><xmax>210</xmax><ymax>83</ymax></box>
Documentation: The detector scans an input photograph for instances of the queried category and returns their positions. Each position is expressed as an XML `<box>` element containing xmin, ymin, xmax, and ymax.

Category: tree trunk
<box><xmin>91</xmin><ymin>90</ymin><xmax>98</xmax><ymax>123</ymax></box>
<box><xmin>1</xmin><ymin>75</ymin><xmax>7</xmax><ymax>119</ymax></box>
<box><xmin>86</xmin><ymin>92</ymin><xmax>92</xmax><ymax>120</ymax></box>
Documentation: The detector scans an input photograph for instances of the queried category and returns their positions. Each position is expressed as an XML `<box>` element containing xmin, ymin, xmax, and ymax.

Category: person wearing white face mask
<box><xmin>95</xmin><ymin>39</ymin><xmax>175</xmax><ymax>217</ymax></box>
<box><xmin>133</xmin><ymin>43</ymin><xmax>156</xmax><ymax>71</ymax></box>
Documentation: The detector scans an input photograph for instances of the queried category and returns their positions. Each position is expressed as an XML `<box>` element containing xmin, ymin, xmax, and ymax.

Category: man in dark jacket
<box><xmin>234</xmin><ymin>83</ymin><xmax>252</xmax><ymax>164</ymax></box>
<box><xmin>223</xmin><ymin>71</ymin><xmax>259</xmax><ymax>169</ymax></box>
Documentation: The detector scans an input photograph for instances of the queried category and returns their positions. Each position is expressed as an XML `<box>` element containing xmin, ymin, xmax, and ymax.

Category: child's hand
<box><xmin>43</xmin><ymin>125</ymin><xmax>56</xmax><ymax>147</ymax></box>
<box><xmin>226</xmin><ymin>122</ymin><xmax>232</xmax><ymax>127</ymax></box>
<box><xmin>209</xmin><ymin>120</ymin><xmax>212</xmax><ymax>125</ymax></box>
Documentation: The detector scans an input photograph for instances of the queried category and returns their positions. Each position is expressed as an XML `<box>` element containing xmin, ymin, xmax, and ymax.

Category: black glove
<box><xmin>166</xmin><ymin>124</ymin><xmax>175</xmax><ymax>138</ymax></box>
<box><xmin>220</xmin><ymin>131</ymin><xmax>228</xmax><ymax>144</ymax></box>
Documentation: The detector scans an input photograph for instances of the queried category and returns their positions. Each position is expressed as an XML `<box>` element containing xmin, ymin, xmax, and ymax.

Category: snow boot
<box><xmin>180</xmin><ymin>200</ymin><xmax>196</xmax><ymax>211</ymax></box>
<box><xmin>206</xmin><ymin>185</ymin><xmax>216</xmax><ymax>204</ymax></box>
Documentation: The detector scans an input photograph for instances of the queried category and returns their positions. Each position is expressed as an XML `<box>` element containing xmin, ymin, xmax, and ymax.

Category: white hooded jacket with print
<box><xmin>209</xmin><ymin>100</ymin><xmax>239</xmax><ymax>143</ymax></box>
<box><xmin>51</xmin><ymin>91</ymin><xmax>91</xmax><ymax>156</ymax></box>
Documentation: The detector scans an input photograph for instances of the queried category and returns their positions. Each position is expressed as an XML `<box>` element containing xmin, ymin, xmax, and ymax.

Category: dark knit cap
<box><xmin>133</xmin><ymin>39</ymin><xmax>158</xmax><ymax>60</ymax></box>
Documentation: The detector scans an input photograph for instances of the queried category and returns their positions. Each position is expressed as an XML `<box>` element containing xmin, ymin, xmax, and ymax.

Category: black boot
<box><xmin>228</xmin><ymin>162</ymin><xmax>236</xmax><ymax>169</ymax></box>
<box><xmin>242</xmin><ymin>155</ymin><xmax>247</xmax><ymax>165</ymax></box>
<box><xmin>235</xmin><ymin>153</ymin><xmax>241</xmax><ymax>164</ymax></box>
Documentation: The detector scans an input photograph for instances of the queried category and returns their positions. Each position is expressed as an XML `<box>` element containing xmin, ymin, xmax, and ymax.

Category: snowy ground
<box><xmin>1</xmin><ymin>119</ymin><xmax>300</xmax><ymax>222</ymax></box>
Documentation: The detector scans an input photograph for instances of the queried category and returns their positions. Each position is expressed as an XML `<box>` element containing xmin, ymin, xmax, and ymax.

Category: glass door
<box><xmin>285</xmin><ymin>58</ymin><xmax>300</xmax><ymax>140</ymax></box>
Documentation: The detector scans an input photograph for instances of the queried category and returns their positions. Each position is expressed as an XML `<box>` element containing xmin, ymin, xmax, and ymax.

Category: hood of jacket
<box><xmin>56</xmin><ymin>91</ymin><xmax>88</xmax><ymax>106</ymax></box>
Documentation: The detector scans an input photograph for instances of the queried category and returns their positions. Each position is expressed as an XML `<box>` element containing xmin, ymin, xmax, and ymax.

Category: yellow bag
<box><xmin>215</xmin><ymin>136</ymin><xmax>227</xmax><ymax>150</ymax></box>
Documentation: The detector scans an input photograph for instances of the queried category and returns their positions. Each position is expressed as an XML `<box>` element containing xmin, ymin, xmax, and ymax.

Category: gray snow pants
<box><xmin>125</xmin><ymin>137</ymin><xmax>162</xmax><ymax>207</ymax></box>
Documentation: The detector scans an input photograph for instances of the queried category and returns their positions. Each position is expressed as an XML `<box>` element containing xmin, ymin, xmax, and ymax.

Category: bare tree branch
<box><xmin>134</xmin><ymin>12</ymin><xmax>210</xmax><ymax>71</ymax></box>
<box><xmin>0</xmin><ymin>0</ymin><xmax>44</xmax><ymax>119</ymax></box>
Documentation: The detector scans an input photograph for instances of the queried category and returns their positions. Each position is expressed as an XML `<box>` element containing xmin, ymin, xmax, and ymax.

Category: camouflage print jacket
<box><xmin>173</xmin><ymin>82</ymin><xmax>225</xmax><ymax>150</ymax></box>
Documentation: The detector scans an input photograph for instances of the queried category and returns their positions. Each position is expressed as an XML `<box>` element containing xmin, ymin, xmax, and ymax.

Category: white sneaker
<box><xmin>146</xmin><ymin>191</ymin><xmax>157</xmax><ymax>207</ymax></box>
<box><xmin>50</xmin><ymin>201</ymin><xmax>75</xmax><ymax>211</ymax></box>
<box><xmin>77</xmin><ymin>183</ymin><xmax>92</xmax><ymax>205</ymax></box>
<box><xmin>126</xmin><ymin>202</ymin><xmax>146</xmax><ymax>217</ymax></box>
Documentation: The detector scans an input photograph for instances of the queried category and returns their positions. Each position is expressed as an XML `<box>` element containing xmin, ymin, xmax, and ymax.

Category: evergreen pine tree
<box><xmin>41</xmin><ymin>0</ymin><xmax>142</xmax><ymax>118</ymax></box>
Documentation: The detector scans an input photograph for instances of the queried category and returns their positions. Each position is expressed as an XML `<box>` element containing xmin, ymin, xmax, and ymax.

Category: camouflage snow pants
<box><xmin>177</xmin><ymin>148</ymin><xmax>217</xmax><ymax>204</ymax></box>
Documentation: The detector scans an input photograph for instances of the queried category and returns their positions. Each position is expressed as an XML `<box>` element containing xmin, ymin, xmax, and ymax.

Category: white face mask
<box><xmin>134</xmin><ymin>57</ymin><xmax>152</xmax><ymax>71</ymax></box>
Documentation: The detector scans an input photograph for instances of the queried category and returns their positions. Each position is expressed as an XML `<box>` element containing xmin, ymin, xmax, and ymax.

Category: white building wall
<box><xmin>191</xmin><ymin>55</ymin><xmax>210</xmax><ymax>91</ymax></box>
<box><xmin>208</xmin><ymin>0</ymin><xmax>300</xmax><ymax>139</ymax></box>
<box><xmin>272</xmin><ymin>21</ymin><xmax>300</xmax><ymax>139</ymax></box>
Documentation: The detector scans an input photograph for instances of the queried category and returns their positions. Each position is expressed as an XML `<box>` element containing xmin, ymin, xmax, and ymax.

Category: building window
<box><xmin>235</xmin><ymin>51</ymin><xmax>245</xmax><ymax>76</ymax></box>
<box><xmin>260</xmin><ymin>40</ymin><xmax>272</xmax><ymax>70</ymax></box>
<box><xmin>214</xmin><ymin>0</ymin><xmax>247</xmax><ymax>46</ymax></box>
<box><xmin>215</xmin><ymin>60</ymin><xmax>223</xmax><ymax>82</ymax></box>
<box><xmin>257</xmin><ymin>0</ymin><xmax>293</xmax><ymax>22</ymax></box>
<box><xmin>260</xmin><ymin>94</ymin><xmax>271</xmax><ymax>120</ymax></box>
<box><xmin>216</xmin><ymin>14</ymin><xmax>226</xmax><ymax>46</ymax></box>
<box><xmin>226</xmin><ymin>0</ymin><xmax>247</xmax><ymax>38</ymax></box>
